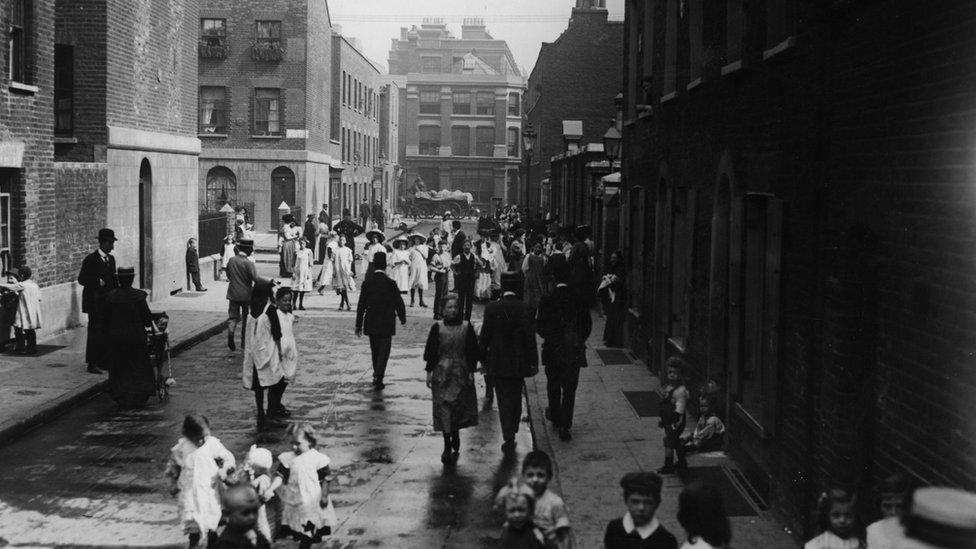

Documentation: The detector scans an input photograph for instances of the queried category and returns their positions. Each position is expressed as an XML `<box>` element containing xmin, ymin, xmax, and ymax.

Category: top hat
<box><xmin>98</xmin><ymin>228</ymin><xmax>118</xmax><ymax>242</ymax></box>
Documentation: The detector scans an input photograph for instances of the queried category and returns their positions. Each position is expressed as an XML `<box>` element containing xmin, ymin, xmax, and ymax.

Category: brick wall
<box><xmin>53</xmin><ymin>163</ymin><xmax>108</xmax><ymax>282</ymax></box>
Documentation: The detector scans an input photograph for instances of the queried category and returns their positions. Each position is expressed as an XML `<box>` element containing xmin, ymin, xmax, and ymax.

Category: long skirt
<box><xmin>432</xmin><ymin>388</ymin><xmax>479</xmax><ymax>433</ymax></box>
<box><xmin>280</xmin><ymin>240</ymin><xmax>297</xmax><ymax>276</ymax></box>
<box><xmin>106</xmin><ymin>338</ymin><xmax>155</xmax><ymax>407</ymax></box>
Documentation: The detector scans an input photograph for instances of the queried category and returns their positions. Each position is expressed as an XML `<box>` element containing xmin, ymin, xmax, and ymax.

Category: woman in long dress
<box><xmin>316</xmin><ymin>232</ymin><xmax>338</xmax><ymax>295</ymax></box>
<box><xmin>408</xmin><ymin>235</ymin><xmax>429</xmax><ymax>307</ymax></box>
<box><xmin>474</xmin><ymin>239</ymin><xmax>495</xmax><ymax>301</ymax></box>
<box><xmin>423</xmin><ymin>295</ymin><xmax>480</xmax><ymax>464</ymax></box>
<box><xmin>279</xmin><ymin>215</ymin><xmax>301</xmax><ymax>277</ymax></box>
<box><xmin>333</xmin><ymin>234</ymin><xmax>355</xmax><ymax>311</ymax></box>
<box><xmin>522</xmin><ymin>240</ymin><xmax>546</xmax><ymax>311</ymax></box>
<box><xmin>389</xmin><ymin>237</ymin><xmax>411</xmax><ymax>294</ymax></box>
<box><xmin>292</xmin><ymin>238</ymin><xmax>313</xmax><ymax>310</ymax></box>
<box><xmin>104</xmin><ymin>268</ymin><xmax>155</xmax><ymax>408</ymax></box>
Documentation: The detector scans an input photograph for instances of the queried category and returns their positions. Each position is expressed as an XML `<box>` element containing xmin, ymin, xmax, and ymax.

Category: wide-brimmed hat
<box><xmin>365</xmin><ymin>230</ymin><xmax>385</xmax><ymax>243</ymax></box>
<box><xmin>409</xmin><ymin>234</ymin><xmax>426</xmax><ymax>244</ymax></box>
<box><xmin>281</xmin><ymin>214</ymin><xmax>295</xmax><ymax>224</ymax></box>
<box><xmin>393</xmin><ymin>235</ymin><xmax>409</xmax><ymax>247</ymax></box>
<box><xmin>443</xmin><ymin>211</ymin><xmax>453</xmax><ymax>219</ymax></box>
<box><xmin>98</xmin><ymin>228</ymin><xmax>118</xmax><ymax>242</ymax></box>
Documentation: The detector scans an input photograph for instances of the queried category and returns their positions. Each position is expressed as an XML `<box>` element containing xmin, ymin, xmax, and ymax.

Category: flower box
<box><xmin>198</xmin><ymin>42</ymin><xmax>229</xmax><ymax>60</ymax></box>
<box><xmin>250</xmin><ymin>41</ymin><xmax>286</xmax><ymax>62</ymax></box>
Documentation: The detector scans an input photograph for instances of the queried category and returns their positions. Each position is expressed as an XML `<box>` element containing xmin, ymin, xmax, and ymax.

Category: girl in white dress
<box><xmin>0</xmin><ymin>265</ymin><xmax>41</xmax><ymax>354</ymax></box>
<box><xmin>408</xmin><ymin>235</ymin><xmax>429</xmax><ymax>307</ymax></box>
<box><xmin>165</xmin><ymin>414</ymin><xmax>236</xmax><ymax>548</ymax></box>
<box><xmin>275</xmin><ymin>422</ymin><xmax>336</xmax><ymax>549</ymax></box>
<box><xmin>475</xmin><ymin>239</ymin><xmax>496</xmax><ymax>300</ymax></box>
<box><xmin>333</xmin><ymin>234</ymin><xmax>355</xmax><ymax>311</ymax></box>
<box><xmin>805</xmin><ymin>488</ymin><xmax>865</xmax><ymax>549</ymax></box>
<box><xmin>291</xmin><ymin>238</ymin><xmax>313</xmax><ymax>310</ymax></box>
<box><xmin>389</xmin><ymin>237</ymin><xmax>411</xmax><ymax>294</ymax></box>
<box><xmin>316</xmin><ymin>232</ymin><xmax>338</xmax><ymax>295</ymax></box>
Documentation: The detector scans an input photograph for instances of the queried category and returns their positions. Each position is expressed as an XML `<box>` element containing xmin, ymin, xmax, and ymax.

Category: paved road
<box><xmin>0</xmin><ymin>220</ymin><xmax>533</xmax><ymax>548</ymax></box>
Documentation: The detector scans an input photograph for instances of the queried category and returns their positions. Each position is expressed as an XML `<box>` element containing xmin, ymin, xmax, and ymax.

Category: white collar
<box><xmin>622</xmin><ymin>513</ymin><xmax>660</xmax><ymax>540</ymax></box>
<box><xmin>97</xmin><ymin>249</ymin><xmax>109</xmax><ymax>259</ymax></box>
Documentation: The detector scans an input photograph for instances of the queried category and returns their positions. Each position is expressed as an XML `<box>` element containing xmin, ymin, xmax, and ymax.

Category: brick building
<box><xmin>524</xmin><ymin>0</ymin><xmax>623</xmax><ymax>218</ymax></box>
<box><xmin>52</xmin><ymin>0</ymin><xmax>200</xmax><ymax>304</ymax></box>
<box><xmin>389</xmin><ymin>19</ymin><xmax>524</xmax><ymax>211</ymax></box>
<box><xmin>378</xmin><ymin>76</ymin><xmax>403</xmax><ymax>220</ymax></box>
<box><xmin>616</xmin><ymin>0</ymin><xmax>976</xmax><ymax>539</ymax></box>
<box><xmin>197</xmin><ymin>0</ymin><xmax>339</xmax><ymax>232</ymax></box>
<box><xmin>332</xmin><ymin>32</ymin><xmax>381</xmax><ymax>218</ymax></box>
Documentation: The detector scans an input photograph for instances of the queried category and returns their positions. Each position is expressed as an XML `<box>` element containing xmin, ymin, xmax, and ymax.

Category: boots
<box><xmin>227</xmin><ymin>332</ymin><xmax>236</xmax><ymax>351</ymax></box>
<box><xmin>657</xmin><ymin>456</ymin><xmax>675</xmax><ymax>474</ymax></box>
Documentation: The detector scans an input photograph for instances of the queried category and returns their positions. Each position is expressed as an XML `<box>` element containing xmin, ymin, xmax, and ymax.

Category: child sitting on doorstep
<box><xmin>866</xmin><ymin>473</ymin><xmax>913</xmax><ymax>549</ymax></box>
<box><xmin>657</xmin><ymin>357</ymin><xmax>690</xmax><ymax>474</ymax></box>
<box><xmin>213</xmin><ymin>484</ymin><xmax>271</xmax><ymax>549</ymax></box>
<box><xmin>681</xmin><ymin>392</ymin><xmax>725</xmax><ymax>453</ymax></box>
<box><xmin>604</xmin><ymin>472</ymin><xmax>678</xmax><ymax>549</ymax></box>
<box><xmin>805</xmin><ymin>487</ymin><xmax>865</xmax><ymax>549</ymax></box>
<box><xmin>498</xmin><ymin>479</ymin><xmax>546</xmax><ymax>549</ymax></box>
<box><xmin>0</xmin><ymin>266</ymin><xmax>42</xmax><ymax>355</ymax></box>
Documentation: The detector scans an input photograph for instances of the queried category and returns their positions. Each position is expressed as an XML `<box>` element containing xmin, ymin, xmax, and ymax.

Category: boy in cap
<box><xmin>604</xmin><ymin>472</ymin><xmax>677</xmax><ymax>549</ymax></box>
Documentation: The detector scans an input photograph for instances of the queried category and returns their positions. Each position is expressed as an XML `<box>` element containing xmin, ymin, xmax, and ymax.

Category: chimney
<box><xmin>400</xmin><ymin>27</ymin><xmax>408</xmax><ymax>41</ymax></box>
<box><xmin>461</xmin><ymin>17</ymin><xmax>488</xmax><ymax>39</ymax></box>
<box><xmin>575</xmin><ymin>0</ymin><xmax>607</xmax><ymax>9</ymax></box>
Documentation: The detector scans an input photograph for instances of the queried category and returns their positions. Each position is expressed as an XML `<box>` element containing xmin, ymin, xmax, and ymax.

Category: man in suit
<box><xmin>78</xmin><ymin>228</ymin><xmax>119</xmax><ymax>374</ymax></box>
<box><xmin>451</xmin><ymin>239</ymin><xmax>479</xmax><ymax>322</ymax></box>
<box><xmin>359</xmin><ymin>199</ymin><xmax>371</xmax><ymax>229</ymax></box>
<box><xmin>449</xmin><ymin>219</ymin><xmax>467</xmax><ymax>259</ymax></box>
<box><xmin>355</xmin><ymin>252</ymin><xmax>406</xmax><ymax>389</ymax></box>
<box><xmin>371</xmin><ymin>200</ymin><xmax>385</xmax><ymax>231</ymax></box>
<box><xmin>480</xmin><ymin>290</ymin><xmax>538</xmax><ymax>452</ymax></box>
<box><xmin>536</xmin><ymin>271</ymin><xmax>592</xmax><ymax>441</ymax></box>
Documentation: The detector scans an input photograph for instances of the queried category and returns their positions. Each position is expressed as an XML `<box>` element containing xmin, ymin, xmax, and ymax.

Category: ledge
<box><xmin>686</xmin><ymin>77</ymin><xmax>702</xmax><ymax>91</ymax></box>
<box><xmin>638</xmin><ymin>110</ymin><xmax>652</xmax><ymax>120</ymax></box>
<box><xmin>734</xmin><ymin>403</ymin><xmax>771</xmax><ymax>439</ymax></box>
<box><xmin>53</xmin><ymin>136</ymin><xmax>78</xmax><ymax>144</ymax></box>
<box><xmin>8</xmin><ymin>82</ymin><xmax>38</xmax><ymax>95</ymax></box>
<box><xmin>721</xmin><ymin>60</ymin><xmax>743</xmax><ymax>75</ymax></box>
<box><xmin>660</xmin><ymin>91</ymin><xmax>678</xmax><ymax>104</ymax></box>
<box><xmin>667</xmin><ymin>336</ymin><xmax>687</xmax><ymax>354</ymax></box>
<box><xmin>250</xmin><ymin>135</ymin><xmax>283</xmax><ymax>139</ymax></box>
<box><xmin>623</xmin><ymin>118</ymin><xmax>637</xmax><ymax>127</ymax></box>
<box><xmin>198</xmin><ymin>133</ymin><xmax>228</xmax><ymax>138</ymax></box>
<box><xmin>763</xmin><ymin>36</ymin><xmax>797</xmax><ymax>61</ymax></box>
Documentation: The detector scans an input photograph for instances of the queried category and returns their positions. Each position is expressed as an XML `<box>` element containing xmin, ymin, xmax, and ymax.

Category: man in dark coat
<box><xmin>536</xmin><ymin>276</ymin><xmax>592</xmax><ymax>441</ymax></box>
<box><xmin>185</xmin><ymin>238</ymin><xmax>206</xmax><ymax>292</ymax></box>
<box><xmin>224</xmin><ymin>240</ymin><xmax>267</xmax><ymax>351</ymax></box>
<box><xmin>355</xmin><ymin>252</ymin><xmax>406</xmax><ymax>389</ymax></box>
<box><xmin>78</xmin><ymin>228</ymin><xmax>119</xmax><ymax>374</ymax></box>
<box><xmin>568</xmin><ymin>235</ymin><xmax>595</xmax><ymax>308</ymax></box>
<box><xmin>333</xmin><ymin>208</ymin><xmax>365</xmax><ymax>276</ymax></box>
<box><xmin>480</xmin><ymin>290</ymin><xmax>538</xmax><ymax>451</ymax></box>
<box><xmin>449</xmin><ymin>219</ymin><xmax>467</xmax><ymax>259</ymax></box>
<box><xmin>303</xmin><ymin>214</ymin><xmax>317</xmax><ymax>244</ymax></box>
<box><xmin>451</xmin><ymin>239</ymin><xmax>479</xmax><ymax>322</ymax></box>
<box><xmin>317</xmin><ymin>204</ymin><xmax>331</xmax><ymax>230</ymax></box>
<box><xmin>371</xmin><ymin>200</ymin><xmax>385</xmax><ymax>231</ymax></box>
<box><xmin>359</xmin><ymin>199</ymin><xmax>371</xmax><ymax>229</ymax></box>
<box><xmin>104</xmin><ymin>267</ymin><xmax>154</xmax><ymax>407</ymax></box>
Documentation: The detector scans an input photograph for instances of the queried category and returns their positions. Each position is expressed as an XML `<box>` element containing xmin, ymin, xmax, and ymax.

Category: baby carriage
<box><xmin>147</xmin><ymin>312</ymin><xmax>175</xmax><ymax>401</ymax></box>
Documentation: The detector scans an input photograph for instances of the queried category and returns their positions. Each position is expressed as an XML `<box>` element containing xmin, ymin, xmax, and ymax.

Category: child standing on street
<box><xmin>604</xmin><ymin>472</ymin><xmax>678</xmax><ymax>549</ymax></box>
<box><xmin>185</xmin><ymin>238</ymin><xmax>207</xmax><ymax>292</ymax></box>
<box><xmin>0</xmin><ymin>266</ymin><xmax>41</xmax><ymax>355</ymax></box>
<box><xmin>291</xmin><ymin>238</ymin><xmax>313</xmax><ymax>310</ymax></box>
<box><xmin>243</xmin><ymin>445</ymin><xmax>282</xmax><ymax>541</ymax></box>
<box><xmin>213</xmin><ymin>484</ymin><xmax>271</xmax><ymax>549</ymax></box>
<box><xmin>499</xmin><ymin>480</ymin><xmax>546</xmax><ymax>549</ymax></box>
<box><xmin>275</xmin><ymin>422</ymin><xmax>336</xmax><ymax>549</ymax></box>
<box><xmin>805</xmin><ymin>487</ymin><xmax>865</xmax><ymax>549</ymax></box>
<box><xmin>165</xmin><ymin>414</ymin><xmax>236</xmax><ymax>548</ymax></box>
<box><xmin>866</xmin><ymin>473</ymin><xmax>913</xmax><ymax>549</ymax></box>
<box><xmin>519</xmin><ymin>451</ymin><xmax>572</xmax><ymax>549</ymax></box>
<box><xmin>657</xmin><ymin>357</ymin><xmax>690</xmax><ymax>474</ymax></box>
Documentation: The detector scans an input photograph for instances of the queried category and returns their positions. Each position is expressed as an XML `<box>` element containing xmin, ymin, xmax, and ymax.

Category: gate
<box><xmin>198</xmin><ymin>211</ymin><xmax>227</xmax><ymax>257</ymax></box>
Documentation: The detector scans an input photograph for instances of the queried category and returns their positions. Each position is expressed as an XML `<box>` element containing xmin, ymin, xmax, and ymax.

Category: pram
<box><xmin>147</xmin><ymin>312</ymin><xmax>174</xmax><ymax>401</ymax></box>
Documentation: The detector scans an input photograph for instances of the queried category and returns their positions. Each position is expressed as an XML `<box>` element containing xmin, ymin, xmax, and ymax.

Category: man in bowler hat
<box><xmin>355</xmin><ymin>251</ymin><xmax>406</xmax><ymax>389</ymax></box>
<box><xmin>78</xmin><ymin>228</ymin><xmax>119</xmax><ymax>374</ymax></box>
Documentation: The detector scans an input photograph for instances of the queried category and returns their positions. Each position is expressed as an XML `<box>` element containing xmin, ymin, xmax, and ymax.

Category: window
<box><xmin>419</xmin><ymin>126</ymin><xmax>440</xmax><ymax>156</ymax></box>
<box><xmin>9</xmin><ymin>0</ymin><xmax>31</xmax><ymax>84</ymax></box>
<box><xmin>354</xmin><ymin>132</ymin><xmax>360</xmax><ymax>163</ymax></box>
<box><xmin>663</xmin><ymin>0</ymin><xmax>678</xmax><ymax>96</ymax></box>
<box><xmin>54</xmin><ymin>45</ymin><xmax>74</xmax><ymax>136</ymax></box>
<box><xmin>475</xmin><ymin>126</ymin><xmax>494</xmax><ymax>156</ymax></box>
<box><xmin>201</xmin><ymin>18</ymin><xmax>226</xmax><ymax>46</ymax></box>
<box><xmin>253</xmin><ymin>88</ymin><xmax>281</xmax><ymax>136</ymax></box>
<box><xmin>420</xmin><ymin>56</ymin><xmax>441</xmax><ymax>73</ymax></box>
<box><xmin>451</xmin><ymin>126</ymin><xmax>470</xmax><ymax>156</ymax></box>
<box><xmin>199</xmin><ymin>86</ymin><xmax>227</xmax><ymax>134</ymax></box>
<box><xmin>420</xmin><ymin>90</ymin><xmax>440</xmax><ymax>115</ymax></box>
<box><xmin>452</xmin><ymin>168</ymin><xmax>494</xmax><ymax>206</ymax></box>
<box><xmin>507</xmin><ymin>127</ymin><xmax>519</xmax><ymax>157</ymax></box>
<box><xmin>453</xmin><ymin>90</ymin><xmax>471</xmax><ymax>114</ymax></box>
<box><xmin>0</xmin><ymin>189</ymin><xmax>10</xmax><ymax>267</ymax></box>
<box><xmin>341</xmin><ymin>127</ymin><xmax>347</xmax><ymax>161</ymax></box>
<box><xmin>341</xmin><ymin>71</ymin><xmax>347</xmax><ymax>105</ymax></box>
<box><xmin>669</xmin><ymin>188</ymin><xmax>696</xmax><ymax>342</ymax></box>
<box><xmin>476</xmin><ymin>92</ymin><xmax>494</xmax><ymax>115</ymax></box>
<box><xmin>507</xmin><ymin>93</ymin><xmax>520</xmax><ymax>116</ymax></box>
<box><xmin>255</xmin><ymin>20</ymin><xmax>281</xmax><ymax>45</ymax></box>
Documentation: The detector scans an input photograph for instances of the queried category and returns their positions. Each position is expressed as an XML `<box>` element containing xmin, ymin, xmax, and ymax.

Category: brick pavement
<box><xmin>525</xmin><ymin>312</ymin><xmax>801</xmax><ymax>548</ymax></box>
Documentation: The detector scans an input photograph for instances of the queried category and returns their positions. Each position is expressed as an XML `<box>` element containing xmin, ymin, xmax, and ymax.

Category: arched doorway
<box><xmin>205</xmin><ymin>166</ymin><xmax>237</xmax><ymax>212</ymax></box>
<box><xmin>270</xmin><ymin>166</ymin><xmax>296</xmax><ymax>227</ymax></box>
<box><xmin>139</xmin><ymin>159</ymin><xmax>153</xmax><ymax>291</ymax></box>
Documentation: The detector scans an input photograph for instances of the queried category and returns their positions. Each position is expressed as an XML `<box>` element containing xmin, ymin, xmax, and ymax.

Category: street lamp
<box><xmin>522</xmin><ymin>123</ymin><xmax>537</xmax><ymax>212</ymax></box>
<box><xmin>602</xmin><ymin>118</ymin><xmax>622</xmax><ymax>163</ymax></box>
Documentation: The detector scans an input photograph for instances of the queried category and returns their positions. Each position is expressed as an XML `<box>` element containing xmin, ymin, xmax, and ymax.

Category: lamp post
<box><xmin>602</xmin><ymin>118</ymin><xmax>622</xmax><ymax>164</ymax></box>
<box><xmin>521</xmin><ymin>122</ymin><xmax>537</xmax><ymax>214</ymax></box>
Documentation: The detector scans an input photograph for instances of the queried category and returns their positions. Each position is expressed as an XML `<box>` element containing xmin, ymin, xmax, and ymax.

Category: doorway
<box><xmin>270</xmin><ymin>166</ymin><xmax>296</xmax><ymax>229</ymax></box>
<box><xmin>139</xmin><ymin>159</ymin><xmax>153</xmax><ymax>291</ymax></box>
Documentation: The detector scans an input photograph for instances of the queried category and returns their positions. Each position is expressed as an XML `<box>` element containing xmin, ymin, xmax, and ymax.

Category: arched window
<box><xmin>204</xmin><ymin>166</ymin><xmax>237</xmax><ymax>212</ymax></box>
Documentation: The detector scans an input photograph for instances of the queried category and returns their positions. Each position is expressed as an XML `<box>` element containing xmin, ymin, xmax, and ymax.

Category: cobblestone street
<box><xmin>0</xmin><ymin>267</ymin><xmax>530</xmax><ymax>547</ymax></box>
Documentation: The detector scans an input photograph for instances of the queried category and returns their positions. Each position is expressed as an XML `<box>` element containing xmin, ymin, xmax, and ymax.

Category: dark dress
<box><xmin>103</xmin><ymin>287</ymin><xmax>154</xmax><ymax>407</ymax></box>
<box><xmin>423</xmin><ymin>320</ymin><xmax>480</xmax><ymax>432</ymax></box>
<box><xmin>603</xmin><ymin>518</ymin><xmax>678</xmax><ymax>549</ymax></box>
<box><xmin>499</xmin><ymin>523</ymin><xmax>546</xmax><ymax>548</ymax></box>
<box><xmin>600</xmin><ymin>263</ymin><xmax>627</xmax><ymax>347</ymax></box>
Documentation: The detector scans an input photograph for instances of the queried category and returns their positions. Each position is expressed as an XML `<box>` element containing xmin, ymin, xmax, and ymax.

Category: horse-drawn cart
<box><xmin>402</xmin><ymin>189</ymin><xmax>475</xmax><ymax>219</ymax></box>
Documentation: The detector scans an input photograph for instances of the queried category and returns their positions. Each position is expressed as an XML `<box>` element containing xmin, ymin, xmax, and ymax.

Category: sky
<box><xmin>327</xmin><ymin>0</ymin><xmax>624</xmax><ymax>75</ymax></box>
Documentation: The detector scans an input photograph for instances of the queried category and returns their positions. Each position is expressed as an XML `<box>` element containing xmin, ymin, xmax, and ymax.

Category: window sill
<box><xmin>721</xmin><ymin>60</ymin><xmax>743</xmax><ymax>75</ymax></box>
<box><xmin>733</xmin><ymin>403</ymin><xmax>771</xmax><ymax>439</ymax></box>
<box><xmin>623</xmin><ymin>119</ymin><xmax>637</xmax><ymax>128</ymax></box>
<box><xmin>686</xmin><ymin>77</ymin><xmax>702</xmax><ymax>91</ymax></box>
<box><xmin>667</xmin><ymin>336</ymin><xmax>686</xmax><ymax>354</ymax></box>
<box><xmin>9</xmin><ymin>82</ymin><xmax>38</xmax><ymax>95</ymax></box>
<box><xmin>198</xmin><ymin>133</ymin><xmax>228</xmax><ymax>138</ymax></box>
<box><xmin>660</xmin><ymin>91</ymin><xmax>678</xmax><ymax>104</ymax></box>
<box><xmin>250</xmin><ymin>135</ymin><xmax>283</xmax><ymax>139</ymax></box>
<box><xmin>54</xmin><ymin>136</ymin><xmax>78</xmax><ymax>144</ymax></box>
<box><xmin>763</xmin><ymin>36</ymin><xmax>796</xmax><ymax>61</ymax></box>
<box><xmin>637</xmin><ymin>109</ymin><xmax>652</xmax><ymax>120</ymax></box>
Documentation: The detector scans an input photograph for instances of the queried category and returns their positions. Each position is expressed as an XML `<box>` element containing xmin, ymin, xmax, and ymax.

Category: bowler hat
<box><xmin>237</xmin><ymin>239</ymin><xmax>254</xmax><ymax>252</ymax></box>
<box><xmin>373</xmin><ymin>251</ymin><xmax>388</xmax><ymax>270</ymax></box>
<box><xmin>116</xmin><ymin>266</ymin><xmax>136</xmax><ymax>277</ymax></box>
<box><xmin>98</xmin><ymin>228</ymin><xmax>118</xmax><ymax>242</ymax></box>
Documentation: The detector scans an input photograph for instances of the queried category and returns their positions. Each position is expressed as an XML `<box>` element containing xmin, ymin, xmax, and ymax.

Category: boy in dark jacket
<box><xmin>604</xmin><ymin>472</ymin><xmax>678</xmax><ymax>549</ymax></box>
<box><xmin>186</xmin><ymin>238</ymin><xmax>207</xmax><ymax>292</ymax></box>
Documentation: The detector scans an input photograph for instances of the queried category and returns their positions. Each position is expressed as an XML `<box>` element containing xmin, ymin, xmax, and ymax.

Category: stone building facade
<box><xmin>378</xmin><ymin>76</ymin><xmax>403</xmax><ymax>220</ymax></box>
<box><xmin>524</xmin><ymin>0</ymin><xmax>623</xmax><ymax>218</ymax></box>
<box><xmin>389</xmin><ymin>19</ymin><xmax>524</xmax><ymax>212</ymax></box>
<box><xmin>332</xmin><ymin>32</ymin><xmax>380</xmax><ymax>217</ymax></box>
<box><xmin>197</xmin><ymin>0</ymin><xmax>339</xmax><ymax>232</ymax></box>
<box><xmin>617</xmin><ymin>0</ymin><xmax>976</xmax><ymax>539</ymax></box>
